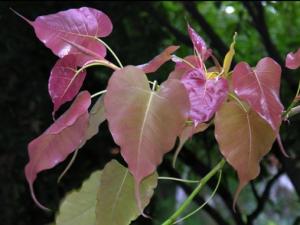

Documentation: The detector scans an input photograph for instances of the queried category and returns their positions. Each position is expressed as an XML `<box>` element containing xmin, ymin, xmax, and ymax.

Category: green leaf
<box><xmin>96</xmin><ymin>160</ymin><xmax>158</xmax><ymax>225</ymax></box>
<box><xmin>56</xmin><ymin>170</ymin><xmax>101</xmax><ymax>225</ymax></box>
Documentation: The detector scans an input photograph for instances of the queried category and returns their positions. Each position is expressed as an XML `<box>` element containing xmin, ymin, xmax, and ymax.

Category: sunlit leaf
<box><xmin>49</xmin><ymin>55</ymin><xmax>86</xmax><ymax>114</ymax></box>
<box><xmin>104</xmin><ymin>66</ymin><xmax>189</xmax><ymax>211</ymax></box>
<box><xmin>137</xmin><ymin>46</ymin><xmax>179</xmax><ymax>73</ymax></box>
<box><xmin>96</xmin><ymin>160</ymin><xmax>157</xmax><ymax>225</ymax></box>
<box><xmin>232</xmin><ymin>57</ymin><xmax>283</xmax><ymax>132</ymax></box>
<box><xmin>180</xmin><ymin>69</ymin><xmax>228</xmax><ymax>124</ymax></box>
<box><xmin>56</xmin><ymin>170</ymin><xmax>101</xmax><ymax>225</ymax></box>
<box><xmin>25</xmin><ymin>91</ymin><xmax>91</xmax><ymax>210</ymax></box>
<box><xmin>14</xmin><ymin>7</ymin><xmax>112</xmax><ymax>59</ymax></box>
<box><xmin>172</xmin><ymin>123</ymin><xmax>209</xmax><ymax>167</ymax></box>
<box><xmin>214</xmin><ymin>101</ymin><xmax>276</xmax><ymax>206</ymax></box>
<box><xmin>286</xmin><ymin>48</ymin><xmax>300</xmax><ymax>69</ymax></box>
<box><xmin>223</xmin><ymin>32</ymin><xmax>237</xmax><ymax>77</ymax></box>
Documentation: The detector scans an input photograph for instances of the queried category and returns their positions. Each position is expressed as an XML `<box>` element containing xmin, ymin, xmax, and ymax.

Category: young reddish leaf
<box><xmin>172</xmin><ymin>123</ymin><xmax>209</xmax><ymax>167</ymax></box>
<box><xmin>25</xmin><ymin>91</ymin><xmax>91</xmax><ymax>210</ymax></box>
<box><xmin>49</xmin><ymin>54</ymin><xmax>86</xmax><ymax>114</ymax></box>
<box><xmin>137</xmin><ymin>46</ymin><xmax>179</xmax><ymax>73</ymax></box>
<box><xmin>188</xmin><ymin>24</ymin><xmax>212</xmax><ymax>61</ymax></box>
<box><xmin>14</xmin><ymin>7</ymin><xmax>112</xmax><ymax>59</ymax></box>
<box><xmin>214</xmin><ymin>101</ymin><xmax>276</xmax><ymax>207</ymax></box>
<box><xmin>104</xmin><ymin>66</ymin><xmax>189</xmax><ymax>212</ymax></box>
<box><xmin>181</xmin><ymin>69</ymin><xmax>228</xmax><ymax>124</ymax></box>
<box><xmin>286</xmin><ymin>48</ymin><xmax>300</xmax><ymax>69</ymax></box>
<box><xmin>232</xmin><ymin>57</ymin><xmax>283</xmax><ymax>132</ymax></box>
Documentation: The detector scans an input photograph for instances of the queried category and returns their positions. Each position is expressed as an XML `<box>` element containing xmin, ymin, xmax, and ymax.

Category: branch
<box><xmin>181</xmin><ymin>1</ymin><xmax>229</xmax><ymax>58</ymax></box>
<box><xmin>179</xmin><ymin>148</ymin><xmax>247</xmax><ymax>225</ymax></box>
<box><xmin>248</xmin><ymin>170</ymin><xmax>283</xmax><ymax>223</ymax></box>
<box><xmin>163</xmin><ymin>160</ymin><xmax>231</xmax><ymax>225</ymax></box>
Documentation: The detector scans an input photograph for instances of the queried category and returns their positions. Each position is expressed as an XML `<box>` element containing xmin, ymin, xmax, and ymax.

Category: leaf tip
<box><xmin>10</xmin><ymin>8</ymin><xmax>33</xmax><ymax>25</ymax></box>
<box><xmin>29</xmin><ymin>182</ymin><xmax>52</xmax><ymax>212</ymax></box>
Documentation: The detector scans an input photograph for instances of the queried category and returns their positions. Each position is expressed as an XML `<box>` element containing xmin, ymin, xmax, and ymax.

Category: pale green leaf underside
<box><xmin>96</xmin><ymin>160</ymin><xmax>158</xmax><ymax>225</ymax></box>
<box><xmin>56</xmin><ymin>170</ymin><xmax>101</xmax><ymax>225</ymax></box>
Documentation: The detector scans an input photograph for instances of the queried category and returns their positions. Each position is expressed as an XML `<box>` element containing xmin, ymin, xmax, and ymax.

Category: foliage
<box><xmin>7</xmin><ymin>2</ymin><xmax>300</xmax><ymax>225</ymax></box>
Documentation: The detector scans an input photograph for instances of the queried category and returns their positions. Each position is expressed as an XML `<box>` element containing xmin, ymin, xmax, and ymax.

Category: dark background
<box><xmin>1</xmin><ymin>2</ymin><xmax>300</xmax><ymax>225</ymax></box>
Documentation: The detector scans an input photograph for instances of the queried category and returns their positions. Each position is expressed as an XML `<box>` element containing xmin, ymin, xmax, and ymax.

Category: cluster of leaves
<box><xmin>16</xmin><ymin>6</ymin><xmax>300</xmax><ymax>225</ymax></box>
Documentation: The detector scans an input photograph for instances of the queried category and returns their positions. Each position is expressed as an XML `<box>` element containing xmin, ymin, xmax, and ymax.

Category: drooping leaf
<box><xmin>104</xmin><ymin>66</ymin><xmax>189</xmax><ymax>210</ymax></box>
<box><xmin>137</xmin><ymin>46</ymin><xmax>179</xmax><ymax>73</ymax></box>
<box><xmin>187</xmin><ymin>24</ymin><xmax>212</xmax><ymax>61</ymax></box>
<box><xmin>25</xmin><ymin>91</ymin><xmax>91</xmax><ymax>210</ymax></box>
<box><xmin>85</xmin><ymin>95</ymin><xmax>106</xmax><ymax>141</ymax></box>
<box><xmin>214</xmin><ymin>101</ymin><xmax>276</xmax><ymax>206</ymax></box>
<box><xmin>172</xmin><ymin>123</ymin><xmax>209</xmax><ymax>167</ymax></box>
<box><xmin>14</xmin><ymin>7</ymin><xmax>112</xmax><ymax>59</ymax></box>
<box><xmin>96</xmin><ymin>160</ymin><xmax>157</xmax><ymax>225</ymax></box>
<box><xmin>49</xmin><ymin>55</ymin><xmax>87</xmax><ymax>114</ymax></box>
<box><xmin>286</xmin><ymin>48</ymin><xmax>300</xmax><ymax>69</ymax></box>
<box><xmin>56</xmin><ymin>170</ymin><xmax>101</xmax><ymax>225</ymax></box>
<box><xmin>223</xmin><ymin>32</ymin><xmax>237</xmax><ymax>77</ymax></box>
<box><xmin>180</xmin><ymin>69</ymin><xmax>228</xmax><ymax>124</ymax></box>
<box><xmin>232</xmin><ymin>57</ymin><xmax>283</xmax><ymax>132</ymax></box>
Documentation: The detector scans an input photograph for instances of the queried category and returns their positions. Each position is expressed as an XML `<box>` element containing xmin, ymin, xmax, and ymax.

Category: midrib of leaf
<box><xmin>136</xmin><ymin>90</ymin><xmax>155</xmax><ymax>177</ymax></box>
<box><xmin>246</xmin><ymin>112</ymin><xmax>253</xmax><ymax>176</ymax></box>
<box><xmin>108</xmin><ymin>170</ymin><xmax>129</xmax><ymax>224</ymax></box>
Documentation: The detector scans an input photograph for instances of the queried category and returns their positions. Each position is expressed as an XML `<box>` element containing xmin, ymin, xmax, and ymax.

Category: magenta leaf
<box><xmin>188</xmin><ymin>24</ymin><xmax>212</xmax><ymax>61</ymax></box>
<box><xmin>49</xmin><ymin>54</ymin><xmax>87</xmax><ymax>114</ymax></box>
<box><xmin>286</xmin><ymin>48</ymin><xmax>300</xmax><ymax>69</ymax></box>
<box><xmin>25</xmin><ymin>91</ymin><xmax>91</xmax><ymax>210</ymax></box>
<box><xmin>137</xmin><ymin>46</ymin><xmax>179</xmax><ymax>73</ymax></box>
<box><xmin>15</xmin><ymin>7</ymin><xmax>112</xmax><ymax>59</ymax></box>
<box><xmin>104</xmin><ymin>66</ymin><xmax>190</xmax><ymax>212</ymax></box>
<box><xmin>181</xmin><ymin>69</ymin><xmax>228</xmax><ymax>124</ymax></box>
<box><xmin>232</xmin><ymin>57</ymin><xmax>283</xmax><ymax>132</ymax></box>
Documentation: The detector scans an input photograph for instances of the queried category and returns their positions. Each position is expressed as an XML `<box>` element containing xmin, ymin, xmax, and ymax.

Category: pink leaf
<box><xmin>188</xmin><ymin>24</ymin><xmax>212</xmax><ymax>61</ymax></box>
<box><xmin>181</xmin><ymin>69</ymin><xmax>228</xmax><ymax>124</ymax></box>
<box><xmin>14</xmin><ymin>7</ymin><xmax>112</xmax><ymax>59</ymax></box>
<box><xmin>232</xmin><ymin>57</ymin><xmax>283</xmax><ymax>132</ymax></box>
<box><xmin>49</xmin><ymin>54</ymin><xmax>86</xmax><ymax>114</ymax></box>
<box><xmin>286</xmin><ymin>48</ymin><xmax>300</xmax><ymax>69</ymax></box>
<box><xmin>25</xmin><ymin>91</ymin><xmax>91</xmax><ymax>210</ymax></box>
<box><xmin>104</xmin><ymin>66</ymin><xmax>189</xmax><ymax>212</ymax></box>
<box><xmin>137</xmin><ymin>46</ymin><xmax>179</xmax><ymax>73</ymax></box>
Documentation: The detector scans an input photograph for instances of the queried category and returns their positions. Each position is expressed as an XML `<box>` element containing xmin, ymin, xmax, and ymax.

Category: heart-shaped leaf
<box><xmin>286</xmin><ymin>48</ymin><xmax>300</xmax><ymax>69</ymax></box>
<box><xmin>181</xmin><ymin>69</ymin><xmax>228</xmax><ymax>124</ymax></box>
<box><xmin>188</xmin><ymin>24</ymin><xmax>212</xmax><ymax>62</ymax></box>
<box><xmin>49</xmin><ymin>55</ymin><xmax>87</xmax><ymax>114</ymax></box>
<box><xmin>14</xmin><ymin>7</ymin><xmax>112</xmax><ymax>59</ymax></box>
<box><xmin>25</xmin><ymin>91</ymin><xmax>91</xmax><ymax>210</ymax></box>
<box><xmin>96</xmin><ymin>160</ymin><xmax>157</xmax><ymax>225</ymax></box>
<box><xmin>214</xmin><ymin>101</ymin><xmax>276</xmax><ymax>206</ymax></box>
<box><xmin>232</xmin><ymin>57</ymin><xmax>283</xmax><ymax>132</ymax></box>
<box><xmin>56</xmin><ymin>170</ymin><xmax>101</xmax><ymax>225</ymax></box>
<box><xmin>104</xmin><ymin>66</ymin><xmax>189</xmax><ymax>211</ymax></box>
<box><xmin>137</xmin><ymin>46</ymin><xmax>179</xmax><ymax>73</ymax></box>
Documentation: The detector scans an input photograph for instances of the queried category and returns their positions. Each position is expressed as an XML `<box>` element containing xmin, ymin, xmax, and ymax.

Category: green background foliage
<box><xmin>1</xmin><ymin>1</ymin><xmax>300</xmax><ymax>225</ymax></box>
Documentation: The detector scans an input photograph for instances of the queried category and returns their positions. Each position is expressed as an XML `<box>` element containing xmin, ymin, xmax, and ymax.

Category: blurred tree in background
<box><xmin>1</xmin><ymin>1</ymin><xmax>300</xmax><ymax>225</ymax></box>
